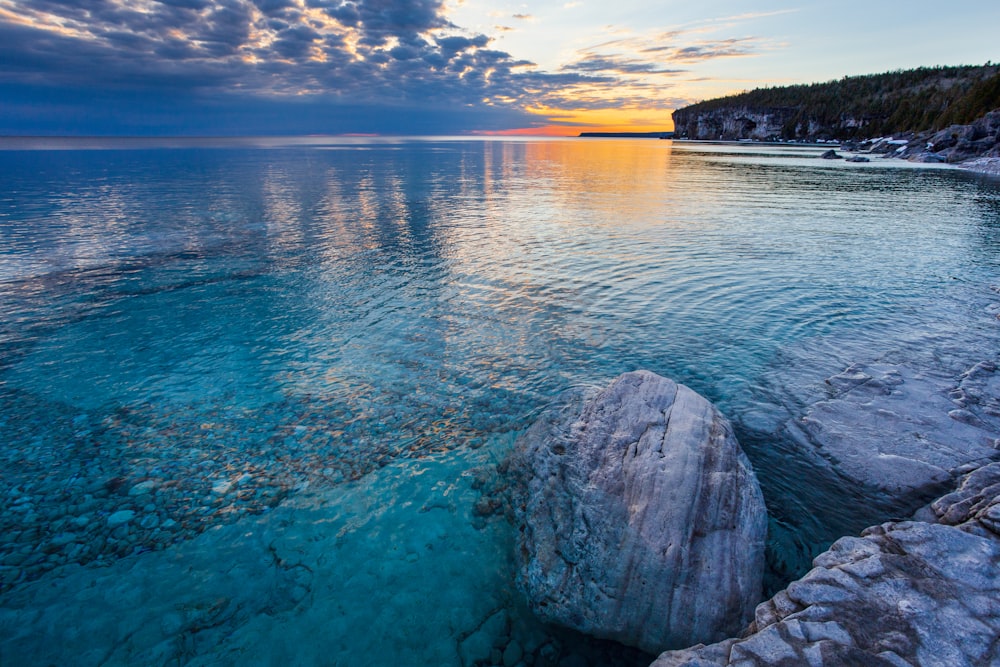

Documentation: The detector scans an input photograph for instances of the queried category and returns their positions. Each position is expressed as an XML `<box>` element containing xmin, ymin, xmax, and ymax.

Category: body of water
<box><xmin>1</xmin><ymin>138</ymin><xmax>999</xmax><ymax>666</ymax></box>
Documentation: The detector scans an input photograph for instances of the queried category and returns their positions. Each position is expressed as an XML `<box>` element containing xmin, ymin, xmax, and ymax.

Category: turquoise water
<box><xmin>2</xmin><ymin>138</ymin><xmax>1000</xmax><ymax>665</ymax></box>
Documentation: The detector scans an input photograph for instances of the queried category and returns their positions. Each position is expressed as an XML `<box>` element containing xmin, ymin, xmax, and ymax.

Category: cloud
<box><xmin>562</xmin><ymin>54</ymin><xmax>686</xmax><ymax>76</ymax></box>
<box><xmin>0</xmin><ymin>0</ymin><xmax>785</xmax><ymax>134</ymax></box>
<box><xmin>0</xmin><ymin>0</ymin><xmax>563</xmax><ymax>104</ymax></box>
<box><xmin>640</xmin><ymin>37</ymin><xmax>761</xmax><ymax>62</ymax></box>
<box><xmin>668</xmin><ymin>38</ymin><xmax>759</xmax><ymax>62</ymax></box>
<box><xmin>707</xmin><ymin>9</ymin><xmax>800</xmax><ymax>24</ymax></box>
<box><xmin>2</xmin><ymin>0</ymin><xmax>657</xmax><ymax>133</ymax></box>
<box><xmin>0</xmin><ymin>81</ymin><xmax>541</xmax><ymax>135</ymax></box>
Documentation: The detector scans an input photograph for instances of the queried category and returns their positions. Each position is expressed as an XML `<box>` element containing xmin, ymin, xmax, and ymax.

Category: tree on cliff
<box><xmin>673</xmin><ymin>64</ymin><xmax>1000</xmax><ymax>140</ymax></box>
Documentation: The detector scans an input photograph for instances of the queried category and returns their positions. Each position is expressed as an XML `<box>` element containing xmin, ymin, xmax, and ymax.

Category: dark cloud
<box><xmin>157</xmin><ymin>0</ymin><xmax>213</xmax><ymax>10</ymax></box>
<box><xmin>436</xmin><ymin>34</ymin><xmax>489</xmax><ymax>53</ymax></box>
<box><xmin>272</xmin><ymin>24</ymin><xmax>322</xmax><ymax>59</ymax></box>
<box><xmin>0</xmin><ymin>82</ymin><xmax>540</xmax><ymax>135</ymax></box>
<box><xmin>252</xmin><ymin>0</ymin><xmax>296</xmax><ymax>15</ymax></box>
<box><xmin>0</xmin><ymin>0</ymin><xmax>645</xmax><ymax>134</ymax></box>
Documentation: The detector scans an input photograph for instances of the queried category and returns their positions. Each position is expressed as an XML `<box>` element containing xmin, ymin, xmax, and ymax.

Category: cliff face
<box><xmin>670</xmin><ymin>63</ymin><xmax>1000</xmax><ymax>143</ymax></box>
<box><xmin>671</xmin><ymin>105</ymin><xmax>1000</xmax><ymax>163</ymax></box>
<box><xmin>672</xmin><ymin>106</ymin><xmax>791</xmax><ymax>141</ymax></box>
<box><xmin>671</xmin><ymin>106</ymin><xmax>876</xmax><ymax>142</ymax></box>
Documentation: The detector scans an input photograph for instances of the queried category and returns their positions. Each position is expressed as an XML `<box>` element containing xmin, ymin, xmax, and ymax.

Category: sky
<box><xmin>0</xmin><ymin>0</ymin><xmax>998</xmax><ymax>136</ymax></box>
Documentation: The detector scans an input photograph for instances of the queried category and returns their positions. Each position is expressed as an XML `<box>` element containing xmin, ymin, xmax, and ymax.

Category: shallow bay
<box><xmin>1</xmin><ymin>138</ymin><xmax>999</xmax><ymax>665</ymax></box>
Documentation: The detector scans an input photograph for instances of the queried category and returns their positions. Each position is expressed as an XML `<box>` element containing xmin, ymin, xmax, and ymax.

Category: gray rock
<box><xmin>930</xmin><ymin>461</ymin><xmax>1000</xmax><ymax>536</ymax></box>
<box><xmin>959</xmin><ymin>157</ymin><xmax>1000</xmax><ymax>176</ymax></box>
<box><xmin>510</xmin><ymin>371</ymin><xmax>767</xmax><ymax>654</ymax></box>
<box><xmin>651</xmin><ymin>463</ymin><xmax>1000</xmax><ymax>667</ymax></box>
<box><xmin>908</xmin><ymin>151</ymin><xmax>945</xmax><ymax>163</ymax></box>
<box><xmin>782</xmin><ymin>360</ymin><xmax>1000</xmax><ymax>504</ymax></box>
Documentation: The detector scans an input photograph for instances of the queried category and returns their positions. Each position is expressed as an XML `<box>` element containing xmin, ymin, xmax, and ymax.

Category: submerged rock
<box><xmin>510</xmin><ymin>371</ymin><xmax>767</xmax><ymax>654</ymax></box>
<box><xmin>651</xmin><ymin>462</ymin><xmax>1000</xmax><ymax>667</ymax></box>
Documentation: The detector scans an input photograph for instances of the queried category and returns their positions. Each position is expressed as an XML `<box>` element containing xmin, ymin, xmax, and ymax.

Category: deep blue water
<box><xmin>2</xmin><ymin>138</ymin><xmax>1000</xmax><ymax>665</ymax></box>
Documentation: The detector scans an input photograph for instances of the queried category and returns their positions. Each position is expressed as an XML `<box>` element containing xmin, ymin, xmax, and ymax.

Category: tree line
<box><xmin>676</xmin><ymin>64</ymin><xmax>1000</xmax><ymax>139</ymax></box>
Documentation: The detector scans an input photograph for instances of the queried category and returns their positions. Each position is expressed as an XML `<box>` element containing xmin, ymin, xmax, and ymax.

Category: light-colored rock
<box><xmin>128</xmin><ymin>481</ymin><xmax>157</xmax><ymax>496</ymax></box>
<box><xmin>511</xmin><ymin>370</ymin><xmax>767</xmax><ymax>654</ymax></box>
<box><xmin>651</xmin><ymin>463</ymin><xmax>1000</xmax><ymax>667</ymax></box>
<box><xmin>930</xmin><ymin>461</ymin><xmax>1000</xmax><ymax>537</ymax></box>
<box><xmin>782</xmin><ymin>360</ymin><xmax>1000</xmax><ymax>503</ymax></box>
<box><xmin>211</xmin><ymin>480</ymin><xmax>234</xmax><ymax>495</ymax></box>
<box><xmin>958</xmin><ymin>157</ymin><xmax>1000</xmax><ymax>176</ymax></box>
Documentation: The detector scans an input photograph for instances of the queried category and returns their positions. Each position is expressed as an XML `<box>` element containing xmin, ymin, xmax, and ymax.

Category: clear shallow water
<box><xmin>2</xmin><ymin>138</ymin><xmax>1000</xmax><ymax>665</ymax></box>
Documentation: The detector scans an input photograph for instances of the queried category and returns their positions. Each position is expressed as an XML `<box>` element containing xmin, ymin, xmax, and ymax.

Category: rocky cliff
<box><xmin>671</xmin><ymin>106</ymin><xmax>846</xmax><ymax>142</ymax></box>
<box><xmin>670</xmin><ymin>63</ymin><xmax>1000</xmax><ymax>152</ymax></box>
<box><xmin>672</xmin><ymin>107</ymin><xmax>1000</xmax><ymax>163</ymax></box>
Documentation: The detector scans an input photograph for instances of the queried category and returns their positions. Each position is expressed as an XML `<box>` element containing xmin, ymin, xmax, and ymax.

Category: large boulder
<box><xmin>510</xmin><ymin>371</ymin><xmax>767</xmax><ymax>654</ymax></box>
<box><xmin>651</xmin><ymin>462</ymin><xmax>1000</xmax><ymax>667</ymax></box>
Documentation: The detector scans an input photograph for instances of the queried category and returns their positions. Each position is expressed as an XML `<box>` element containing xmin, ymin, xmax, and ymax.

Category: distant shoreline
<box><xmin>668</xmin><ymin>138</ymin><xmax>837</xmax><ymax>148</ymax></box>
<box><xmin>578</xmin><ymin>131</ymin><xmax>673</xmax><ymax>139</ymax></box>
<box><xmin>670</xmin><ymin>138</ymin><xmax>1000</xmax><ymax>177</ymax></box>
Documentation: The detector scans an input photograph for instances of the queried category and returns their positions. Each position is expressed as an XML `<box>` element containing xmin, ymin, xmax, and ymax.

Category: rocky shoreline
<box><xmin>832</xmin><ymin>110</ymin><xmax>1000</xmax><ymax>173</ymax></box>
<box><xmin>958</xmin><ymin>157</ymin><xmax>1000</xmax><ymax>176</ymax></box>
<box><xmin>673</xmin><ymin>106</ymin><xmax>1000</xmax><ymax>174</ymax></box>
<box><xmin>651</xmin><ymin>461</ymin><xmax>1000</xmax><ymax>666</ymax></box>
<box><xmin>510</xmin><ymin>331</ymin><xmax>1000</xmax><ymax>665</ymax></box>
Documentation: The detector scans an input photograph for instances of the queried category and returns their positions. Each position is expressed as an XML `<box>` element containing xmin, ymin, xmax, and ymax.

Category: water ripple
<box><xmin>1</xmin><ymin>140</ymin><xmax>999</xmax><ymax>595</ymax></box>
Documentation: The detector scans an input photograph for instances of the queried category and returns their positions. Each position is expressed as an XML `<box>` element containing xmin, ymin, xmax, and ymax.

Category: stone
<box><xmin>510</xmin><ymin>371</ymin><xmax>767</xmax><ymax>654</ymax></box>
<box><xmin>782</xmin><ymin>360</ymin><xmax>1000</xmax><ymax>505</ymax></box>
<box><xmin>49</xmin><ymin>532</ymin><xmax>77</xmax><ymax>547</ymax></box>
<box><xmin>650</xmin><ymin>463</ymin><xmax>1000</xmax><ymax>667</ymax></box>
<box><xmin>458</xmin><ymin>609</ymin><xmax>508</xmax><ymax>667</ymax></box>
<box><xmin>503</xmin><ymin>639</ymin><xmax>523</xmax><ymax>667</ymax></box>
<box><xmin>128</xmin><ymin>481</ymin><xmax>158</xmax><ymax>496</ymax></box>
<box><xmin>819</xmin><ymin>149</ymin><xmax>842</xmax><ymax>159</ymax></box>
<box><xmin>211</xmin><ymin>480</ymin><xmax>234</xmax><ymax>495</ymax></box>
<box><xmin>959</xmin><ymin>157</ymin><xmax>1000</xmax><ymax>176</ymax></box>
<box><xmin>930</xmin><ymin>461</ymin><xmax>1000</xmax><ymax>536</ymax></box>
<box><xmin>107</xmin><ymin>510</ymin><xmax>136</xmax><ymax>528</ymax></box>
<box><xmin>909</xmin><ymin>151</ymin><xmax>945</xmax><ymax>163</ymax></box>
